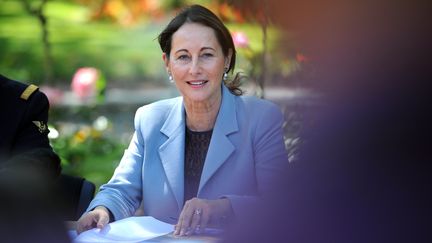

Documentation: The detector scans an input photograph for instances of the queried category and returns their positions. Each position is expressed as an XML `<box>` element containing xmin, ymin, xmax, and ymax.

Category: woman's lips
<box><xmin>186</xmin><ymin>80</ymin><xmax>208</xmax><ymax>88</ymax></box>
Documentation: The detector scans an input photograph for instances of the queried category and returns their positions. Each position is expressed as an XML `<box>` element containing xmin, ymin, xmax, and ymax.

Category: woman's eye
<box><xmin>201</xmin><ymin>53</ymin><xmax>213</xmax><ymax>58</ymax></box>
<box><xmin>175</xmin><ymin>55</ymin><xmax>191</xmax><ymax>64</ymax></box>
<box><xmin>177</xmin><ymin>55</ymin><xmax>190</xmax><ymax>60</ymax></box>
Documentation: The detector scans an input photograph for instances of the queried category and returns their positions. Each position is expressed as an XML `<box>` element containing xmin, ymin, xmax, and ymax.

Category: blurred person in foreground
<box><xmin>77</xmin><ymin>4</ymin><xmax>288</xmax><ymax>237</ymax></box>
<box><xmin>0</xmin><ymin>74</ymin><xmax>67</xmax><ymax>242</ymax></box>
<box><xmin>0</xmin><ymin>169</ymin><xmax>70</xmax><ymax>243</ymax></box>
<box><xmin>0</xmin><ymin>74</ymin><xmax>61</xmax><ymax>178</ymax></box>
<box><xmin>224</xmin><ymin>0</ymin><xmax>431</xmax><ymax>242</ymax></box>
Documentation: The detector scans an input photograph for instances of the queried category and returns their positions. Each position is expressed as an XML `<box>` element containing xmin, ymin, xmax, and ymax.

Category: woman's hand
<box><xmin>174</xmin><ymin>197</ymin><xmax>233</xmax><ymax>236</ymax></box>
<box><xmin>76</xmin><ymin>206</ymin><xmax>111</xmax><ymax>234</ymax></box>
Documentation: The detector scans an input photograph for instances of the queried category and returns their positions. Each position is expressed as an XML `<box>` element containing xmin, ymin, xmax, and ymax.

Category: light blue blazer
<box><xmin>87</xmin><ymin>85</ymin><xmax>288</xmax><ymax>224</ymax></box>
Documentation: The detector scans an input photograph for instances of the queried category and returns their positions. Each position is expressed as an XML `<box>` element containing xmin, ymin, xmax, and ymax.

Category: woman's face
<box><xmin>163</xmin><ymin>22</ymin><xmax>231</xmax><ymax>104</ymax></box>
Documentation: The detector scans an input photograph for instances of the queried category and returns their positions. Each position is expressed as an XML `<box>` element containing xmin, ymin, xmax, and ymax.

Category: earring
<box><xmin>168</xmin><ymin>74</ymin><xmax>174</xmax><ymax>83</ymax></box>
<box><xmin>223</xmin><ymin>68</ymin><xmax>228</xmax><ymax>81</ymax></box>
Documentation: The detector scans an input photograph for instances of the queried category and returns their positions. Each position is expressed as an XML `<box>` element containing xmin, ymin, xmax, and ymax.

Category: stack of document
<box><xmin>70</xmin><ymin>216</ymin><xmax>174</xmax><ymax>242</ymax></box>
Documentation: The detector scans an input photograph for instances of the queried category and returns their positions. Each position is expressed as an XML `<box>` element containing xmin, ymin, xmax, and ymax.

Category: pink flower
<box><xmin>232</xmin><ymin>31</ymin><xmax>249</xmax><ymax>48</ymax></box>
<box><xmin>296</xmin><ymin>53</ymin><xmax>309</xmax><ymax>63</ymax></box>
<box><xmin>71</xmin><ymin>67</ymin><xmax>99</xmax><ymax>99</ymax></box>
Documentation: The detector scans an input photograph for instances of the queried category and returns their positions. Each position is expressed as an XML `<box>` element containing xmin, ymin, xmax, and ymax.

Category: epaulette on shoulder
<box><xmin>20</xmin><ymin>84</ymin><xmax>39</xmax><ymax>100</ymax></box>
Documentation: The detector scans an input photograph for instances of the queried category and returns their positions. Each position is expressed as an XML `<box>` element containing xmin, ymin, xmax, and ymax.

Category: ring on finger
<box><xmin>194</xmin><ymin>208</ymin><xmax>202</xmax><ymax>216</ymax></box>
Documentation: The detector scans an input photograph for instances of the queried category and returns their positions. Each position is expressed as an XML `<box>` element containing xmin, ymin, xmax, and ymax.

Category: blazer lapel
<box><xmin>198</xmin><ymin>86</ymin><xmax>238</xmax><ymax>193</ymax></box>
<box><xmin>159</xmin><ymin>98</ymin><xmax>185</xmax><ymax>211</ymax></box>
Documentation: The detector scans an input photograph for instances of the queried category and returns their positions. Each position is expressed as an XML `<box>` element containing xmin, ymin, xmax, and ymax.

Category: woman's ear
<box><xmin>162</xmin><ymin>52</ymin><xmax>170</xmax><ymax>72</ymax></box>
<box><xmin>225</xmin><ymin>49</ymin><xmax>233</xmax><ymax>69</ymax></box>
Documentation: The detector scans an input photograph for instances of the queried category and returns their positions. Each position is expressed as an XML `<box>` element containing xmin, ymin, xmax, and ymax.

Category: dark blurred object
<box><xmin>0</xmin><ymin>74</ymin><xmax>61</xmax><ymax>178</ymax></box>
<box><xmin>226</xmin><ymin>93</ymin><xmax>431</xmax><ymax>242</ymax></box>
<box><xmin>1</xmin><ymin>148</ymin><xmax>61</xmax><ymax>179</ymax></box>
<box><xmin>0</xmin><ymin>74</ymin><xmax>71</xmax><ymax>242</ymax></box>
<box><xmin>224</xmin><ymin>0</ymin><xmax>431</xmax><ymax>242</ymax></box>
<box><xmin>0</xmin><ymin>170</ymin><xmax>70</xmax><ymax>243</ymax></box>
<box><xmin>58</xmin><ymin>174</ymin><xmax>96</xmax><ymax>221</ymax></box>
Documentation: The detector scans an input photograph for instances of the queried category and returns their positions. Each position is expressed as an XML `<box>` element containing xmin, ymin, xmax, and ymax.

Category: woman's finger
<box><xmin>96</xmin><ymin>212</ymin><xmax>109</xmax><ymax>229</ymax></box>
<box><xmin>77</xmin><ymin>213</ymin><xmax>95</xmax><ymax>234</ymax></box>
<box><xmin>178</xmin><ymin>208</ymin><xmax>194</xmax><ymax>236</ymax></box>
<box><xmin>187</xmin><ymin>208</ymin><xmax>202</xmax><ymax>235</ymax></box>
<box><xmin>174</xmin><ymin>202</ymin><xmax>191</xmax><ymax>236</ymax></box>
<box><xmin>199</xmin><ymin>208</ymin><xmax>211</xmax><ymax>233</ymax></box>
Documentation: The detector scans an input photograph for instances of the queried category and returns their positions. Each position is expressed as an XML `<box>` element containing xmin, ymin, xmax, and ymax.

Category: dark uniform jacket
<box><xmin>0</xmin><ymin>74</ymin><xmax>61</xmax><ymax>178</ymax></box>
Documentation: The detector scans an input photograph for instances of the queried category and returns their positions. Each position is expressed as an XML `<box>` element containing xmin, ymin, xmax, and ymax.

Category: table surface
<box><xmin>65</xmin><ymin>221</ymin><xmax>222</xmax><ymax>242</ymax></box>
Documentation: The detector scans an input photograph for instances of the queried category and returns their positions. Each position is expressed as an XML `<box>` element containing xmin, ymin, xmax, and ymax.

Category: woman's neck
<box><xmin>184</xmin><ymin>95</ymin><xmax>221</xmax><ymax>132</ymax></box>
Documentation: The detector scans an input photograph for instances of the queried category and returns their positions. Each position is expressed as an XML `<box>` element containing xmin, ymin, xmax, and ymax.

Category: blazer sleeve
<box><xmin>223</xmin><ymin>102</ymin><xmax>288</xmax><ymax>219</ymax></box>
<box><xmin>86</xmin><ymin>107</ymin><xmax>146</xmax><ymax>221</ymax></box>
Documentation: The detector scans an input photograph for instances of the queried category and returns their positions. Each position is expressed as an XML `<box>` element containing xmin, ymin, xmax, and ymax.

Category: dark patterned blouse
<box><xmin>184</xmin><ymin>126</ymin><xmax>213</xmax><ymax>203</ymax></box>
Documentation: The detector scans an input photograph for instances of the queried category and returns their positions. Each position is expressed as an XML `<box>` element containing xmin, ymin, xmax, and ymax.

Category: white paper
<box><xmin>72</xmin><ymin>216</ymin><xmax>174</xmax><ymax>243</ymax></box>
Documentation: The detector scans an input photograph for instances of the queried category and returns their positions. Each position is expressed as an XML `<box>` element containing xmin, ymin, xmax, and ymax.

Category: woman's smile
<box><xmin>187</xmin><ymin>80</ymin><xmax>209</xmax><ymax>88</ymax></box>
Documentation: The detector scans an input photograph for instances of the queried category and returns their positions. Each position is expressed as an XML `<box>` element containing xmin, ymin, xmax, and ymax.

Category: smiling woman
<box><xmin>77</xmin><ymin>4</ymin><xmax>288</xmax><ymax>238</ymax></box>
<box><xmin>162</xmin><ymin>22</ymin><xmax>229</xmax><ymax>131</ymax></box>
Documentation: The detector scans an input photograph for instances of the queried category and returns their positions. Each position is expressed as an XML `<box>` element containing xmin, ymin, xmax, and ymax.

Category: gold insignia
<box><xmin>32</xmin><ymin>121</ymin><xmax>47</xmax><ymax>133</ymax></box>
<box><xmin>20</xmin><ymin>84</ymin><xmax>39</xmax><ymax>100</ymax></box>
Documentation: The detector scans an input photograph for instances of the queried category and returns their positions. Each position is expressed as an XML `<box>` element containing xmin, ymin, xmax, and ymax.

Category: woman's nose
<box><xmin>189</xmin><ymin>59</ymin><xmax>202</xmax><ymax>75</ymax></box>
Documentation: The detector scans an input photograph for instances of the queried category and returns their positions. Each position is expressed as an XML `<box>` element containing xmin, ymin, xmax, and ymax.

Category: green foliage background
<box><xmin>0</xmin><ymin>0</ymin><xmax>281</xmax><ymax>85</ymax></box>
<box><xmin>1</xmin><ymin>0</ymin><xmax>165</xmax><ymax>84</ymax></box>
